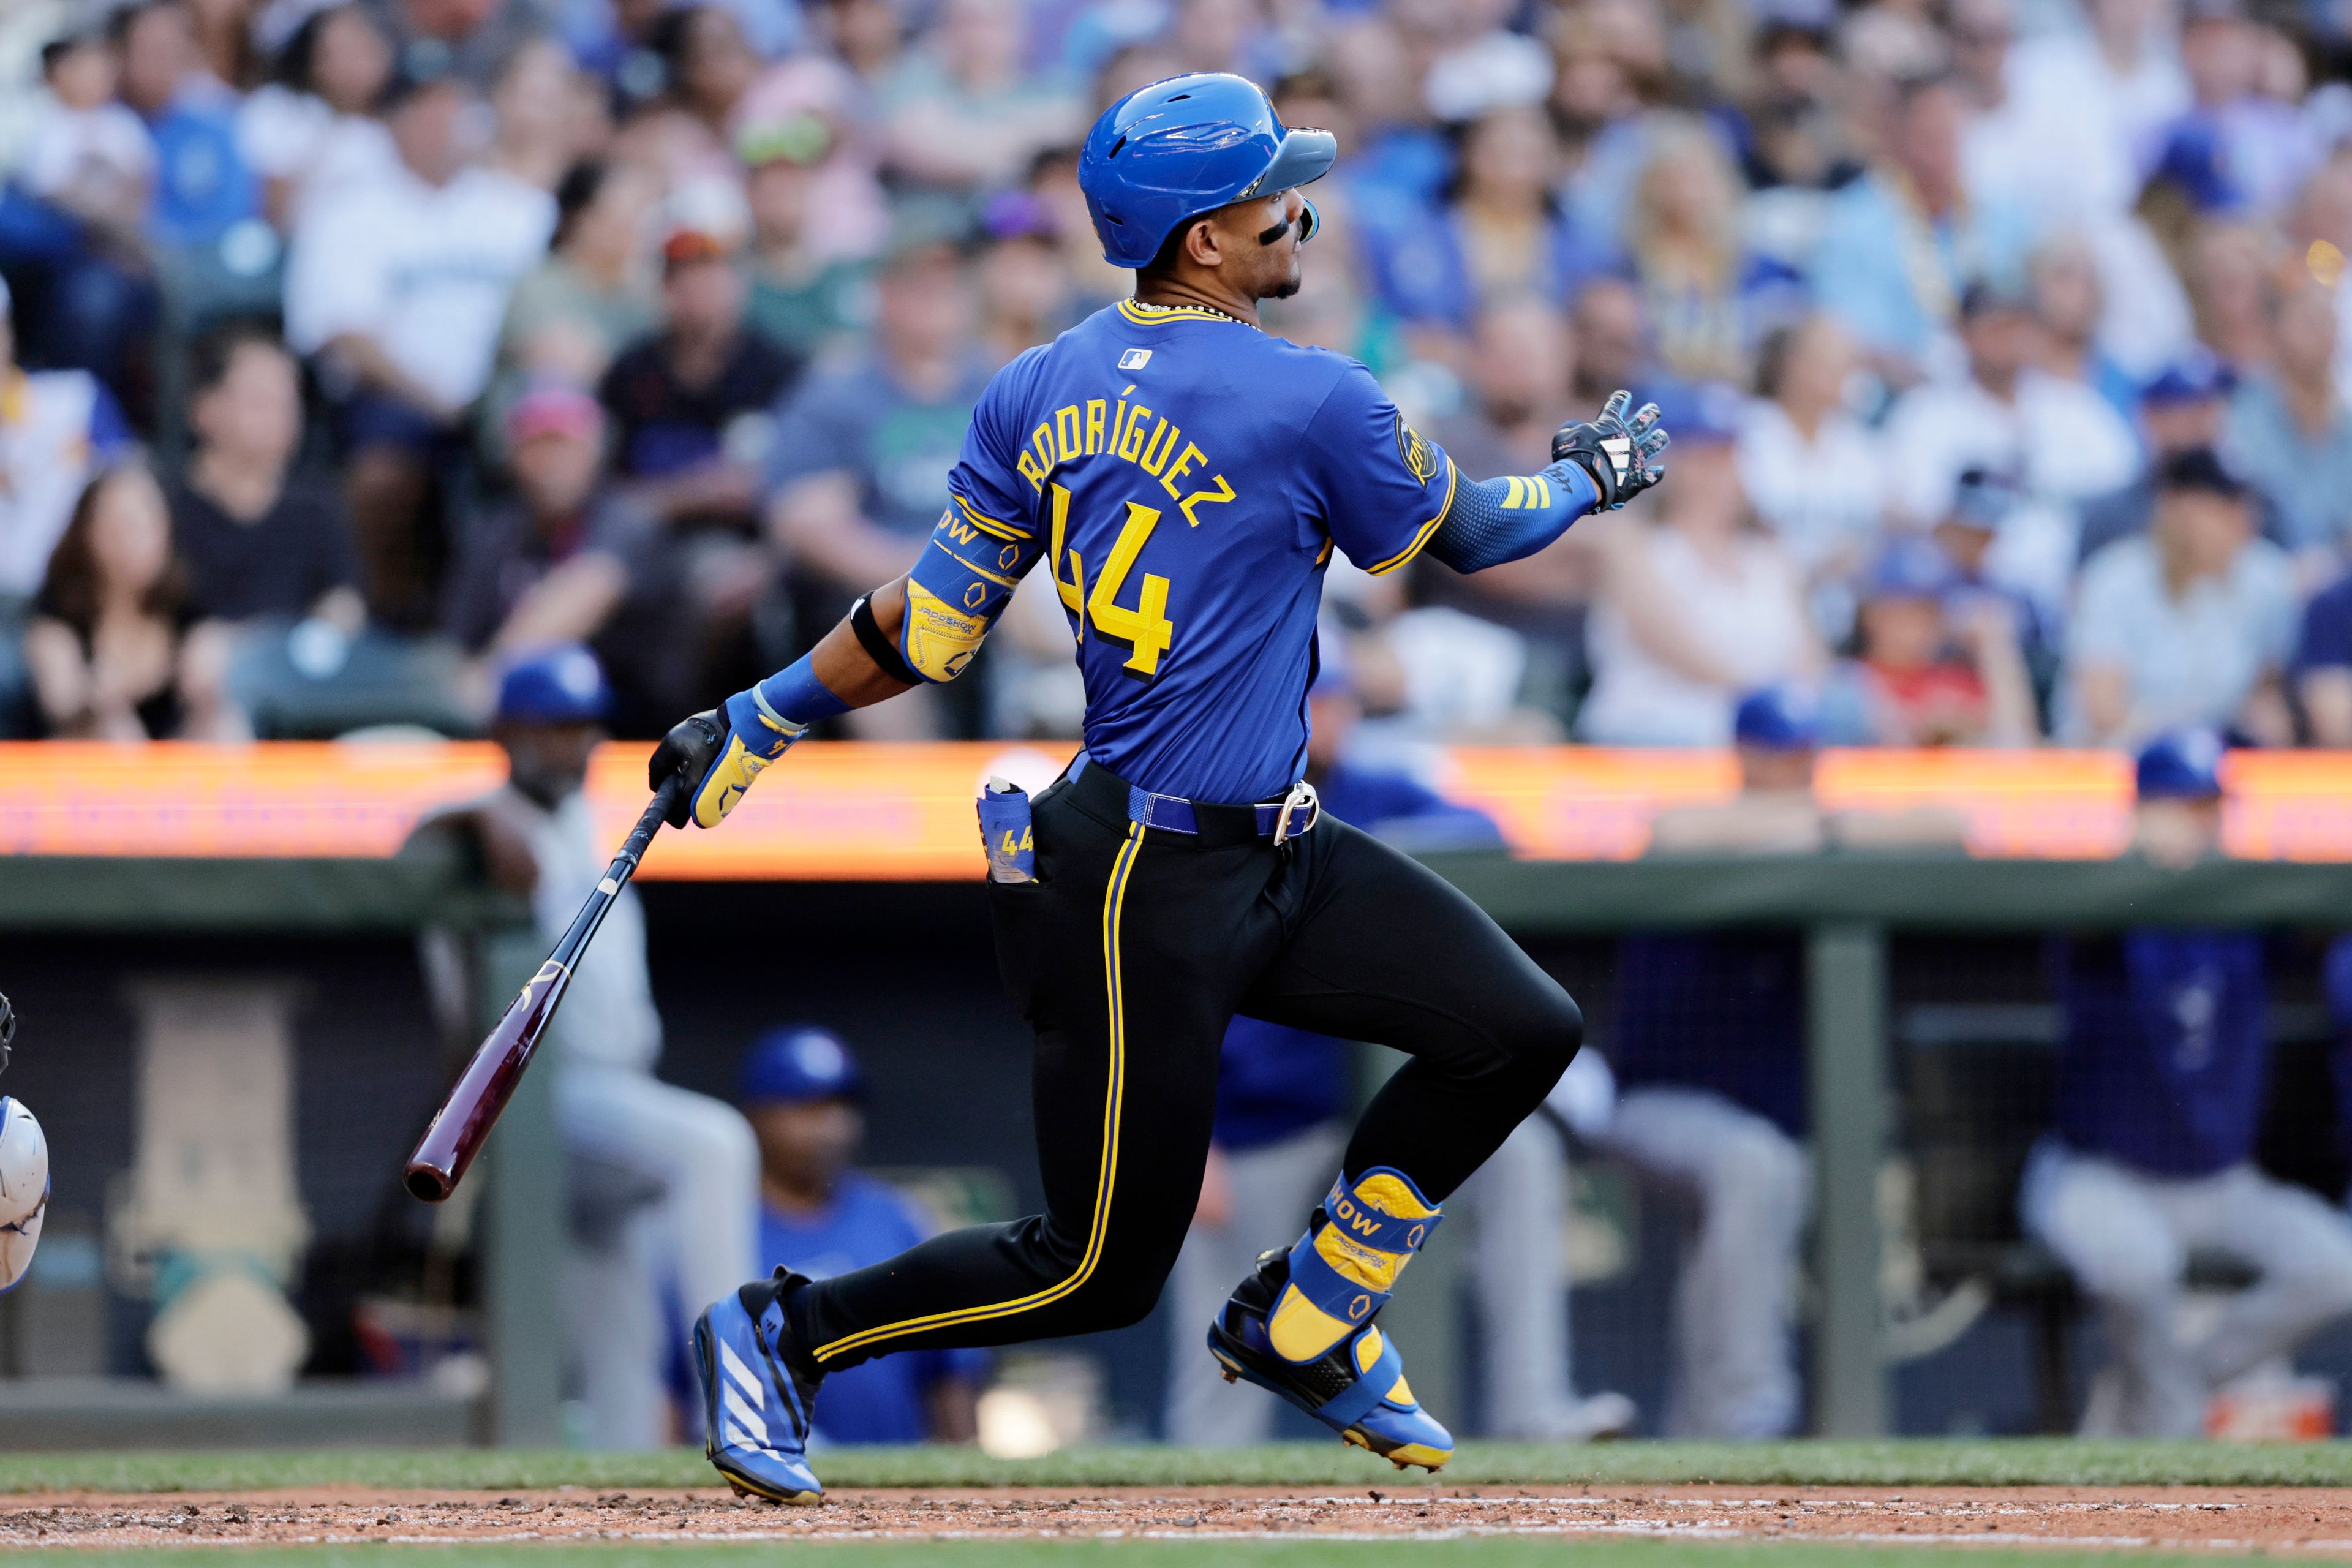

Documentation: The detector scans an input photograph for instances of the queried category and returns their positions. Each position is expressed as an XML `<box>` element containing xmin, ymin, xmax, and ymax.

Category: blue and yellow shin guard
<box><xmin>1205</xmin><ymin>1167</ymin><xmax>1453</xmax><ymax>1469</ymax></box>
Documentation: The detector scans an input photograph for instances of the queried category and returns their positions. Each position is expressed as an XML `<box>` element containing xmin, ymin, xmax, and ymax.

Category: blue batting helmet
<box><xmin>1078</xmin><ymin>72</ymin><xmax>1336</xmax><ymax>270</ymax></box>
<box><xmin>2136</xmin><ymin>727</ymin><xmax>2227</xmax><ymax>800</ymax></box>
<box><xmin>494</xmin><ymin>644</ymin><xmax>611</xmax><ymax>726</ymax></box>
<box><xmin>737</xmin><ymin>1025</ymin><xmax>865</xmax><ymax>1106</ymax></box>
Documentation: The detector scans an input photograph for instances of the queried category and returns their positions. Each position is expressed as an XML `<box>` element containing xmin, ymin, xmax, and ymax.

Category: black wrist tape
<box><xmin>850</xmin><ymin>594</ymin><xmax>922</xmax><ymax>686</ymax></box>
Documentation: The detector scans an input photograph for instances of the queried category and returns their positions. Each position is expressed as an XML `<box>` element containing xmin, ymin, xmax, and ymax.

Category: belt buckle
<box><xmin>1272</xmin><ymin>779</ymin><xmax>1319</xmax><ymax>847</ymax></box>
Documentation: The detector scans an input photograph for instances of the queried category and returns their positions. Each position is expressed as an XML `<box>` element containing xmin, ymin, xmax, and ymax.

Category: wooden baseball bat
<box><xmin>404</xmin><ymin>776</ymin><xmax>684</xmax><ymax>1202</ymax></box>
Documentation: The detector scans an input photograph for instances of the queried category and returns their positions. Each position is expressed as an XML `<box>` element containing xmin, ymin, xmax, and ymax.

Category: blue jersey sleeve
<box><xmin>897</xmin><ymin>353</ymin><xmax>1048</xmax><ymax>682</ymax></box>
<box><xmin>1298</xmin><ymin>361</ymin><xmax>1457</xmax><ymax>576</ymax></box>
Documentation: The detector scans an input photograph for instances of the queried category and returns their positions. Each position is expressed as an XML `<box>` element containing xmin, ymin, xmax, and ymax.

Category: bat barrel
<box><xmin>402</xmin><ymin>959</ymin><xmax>570</xmax><ymax>1203</ymax></box>
<box><xmin>401</xmin><ymin>779</ymin><xmax>679</xmax><ymax>1204</ymax></box>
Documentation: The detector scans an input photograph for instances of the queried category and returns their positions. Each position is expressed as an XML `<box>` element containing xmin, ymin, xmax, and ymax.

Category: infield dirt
<box><xmin>8</xmin><ymin>1483</ymin><xmax>2352</xmax><ymax>1553</ymax></box>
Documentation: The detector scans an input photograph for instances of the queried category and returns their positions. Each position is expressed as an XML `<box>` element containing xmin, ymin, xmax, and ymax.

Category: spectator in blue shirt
<box><xmin>741</xmin><ymin>1025</ymin><xmax>986</xmax><ymax>1446</ymax></box>
<box><xmin>2144</xmin><ymin>0</ymin><xmax>2318</xmax><ymax>223</ymax></box>
<box><xmin>1597</xmin><ymin>687</ymin><xmax>1819</xmax><ymax>1438</ymax></box>
<box><xmin>1621</xmin><ymin>118</ymin><xmax>1806</xmax><ymax>387</ymax></box>
<box><xmin>764</xmin><ymin>233</ymin><xmax>992</xmax><ymax>733</ymax></box>
<box><xmin>1357</xmin><ymin>104</ymin><xmax>1603</xmax><ymax>356</ymax></box>
<box><xmin>2294</xmin><ymin>567</ymin><xmax>2352</xmax><ymax>744</ymax></box>
<box><xmin>2022</xmin><ymin>729</ymin><xmax>2352</xmax><ymax>1436</ymax></box>
<box><xmin>2223</xmin><ymin>280</ymin><xmax>2352</xmax><ymax>563</ymax></box>
<box><xmin>1809</xmin><ymin>74</ymin><xmax>2032</xmax><ymax>383</ymax></box>
<box><xmin>2076</xmin><ymin>351</ymin><xmax>2239</xmax><ymax>565</ymax></box>
<box><xmin>115</xmin><ymin>1</ymin><xmax>263</xmax><ymax>250</ymax></box>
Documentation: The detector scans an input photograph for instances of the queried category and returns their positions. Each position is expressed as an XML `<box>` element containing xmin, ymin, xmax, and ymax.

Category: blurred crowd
<box><xmin>9</xmin><ymin>0</ymin><xmax>2352</xmax><ymax>752</ymax></box>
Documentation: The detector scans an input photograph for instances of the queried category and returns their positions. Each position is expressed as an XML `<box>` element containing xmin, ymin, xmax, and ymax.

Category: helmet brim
<box><xmin>1243</xmin><ymin>127</ymin><xmax>1338</xmax><ymax>200</ymax></box>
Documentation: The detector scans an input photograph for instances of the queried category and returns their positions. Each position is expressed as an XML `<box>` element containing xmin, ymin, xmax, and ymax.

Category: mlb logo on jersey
<box><xmin>1117</xmin><ymin>347</ymin><xmax>1153</xmax><ymax>371</ymax></box>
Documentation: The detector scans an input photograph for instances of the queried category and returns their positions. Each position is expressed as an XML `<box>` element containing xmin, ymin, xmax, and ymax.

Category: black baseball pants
<box><xmin>784</xmin><ymin>757</ymin><xmax>1581</xmax><ymax>1371</ymax></box>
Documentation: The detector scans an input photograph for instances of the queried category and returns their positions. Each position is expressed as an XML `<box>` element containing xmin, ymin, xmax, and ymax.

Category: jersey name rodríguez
<box><xmin>903</xmin><ymin>300</ymin><xmax>1456</xmax><ymax>803</ymax></box>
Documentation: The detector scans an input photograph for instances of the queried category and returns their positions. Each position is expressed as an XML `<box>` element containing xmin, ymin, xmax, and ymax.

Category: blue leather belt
<box><xmin>1067</xmin><ymin>753</ymin><xmax>1320</xmax><ymax>843</ymax></box>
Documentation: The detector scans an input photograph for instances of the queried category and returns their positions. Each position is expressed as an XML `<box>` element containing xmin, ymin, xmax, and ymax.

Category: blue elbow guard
<box><xmin>1424</xmin><ymin>466</ymin><xmax>1596</xmax><ymax>573</ymax></box>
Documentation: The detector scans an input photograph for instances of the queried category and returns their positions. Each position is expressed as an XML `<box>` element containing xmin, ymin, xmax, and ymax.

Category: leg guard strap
<box><xmin>1315</xmin><ymin>1324</ymin><xmax>1408</xmax><ymax>1430</ymax></box>
<box><xmin>1322</xmin><ymin>1175</ymin><xmax>1442</xmax><ymax>1254</ymax></box>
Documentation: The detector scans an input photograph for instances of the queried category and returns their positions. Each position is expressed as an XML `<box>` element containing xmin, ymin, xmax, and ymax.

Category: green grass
<box><xmin>0</xmin><ymin>1545</ymin><xmax>2274</xmax><ymax>1568</ymax></box>
<box><xmin>9</xmin><ymin>1439</ymin><xmax>2352</xmax><ymax>1496</ymax></box>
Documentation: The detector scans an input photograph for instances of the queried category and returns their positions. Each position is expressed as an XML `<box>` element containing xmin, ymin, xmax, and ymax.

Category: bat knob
<box><xmin>404</xmin><ymin>1163</ymin><xmax>456</xmax><ymax>1203</ymax></box>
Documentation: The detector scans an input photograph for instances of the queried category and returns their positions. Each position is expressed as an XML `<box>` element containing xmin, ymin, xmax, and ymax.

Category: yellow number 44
<box><xmin>1049</xmin><ymin>484</ymin><xmax>1175</xmax><ymax>676</ymax></box>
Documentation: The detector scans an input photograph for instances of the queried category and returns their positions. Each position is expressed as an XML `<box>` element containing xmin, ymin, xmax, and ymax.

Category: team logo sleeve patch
<box><xmin>1394</xmin><ymin>412</ymin><xmax>1438</xmax><ymax>484</ymax></box>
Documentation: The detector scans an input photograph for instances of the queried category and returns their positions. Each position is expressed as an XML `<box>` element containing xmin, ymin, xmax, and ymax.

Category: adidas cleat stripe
<box><xmin>720</xmin><ymin>1340</ymin><xmax>764</xmax><ymax>1405</ymax></box>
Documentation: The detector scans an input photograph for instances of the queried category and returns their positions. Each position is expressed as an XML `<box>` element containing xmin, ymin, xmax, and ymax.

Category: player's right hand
<box><xmin>650</xmin><ymin>687</ymin><xmax>810</xmax><ymax>830</ymax></box>
<box><xmin>1552</xmin><ymin>390</ymin><xmax>1668</xmax><ymax>510</ymax></box>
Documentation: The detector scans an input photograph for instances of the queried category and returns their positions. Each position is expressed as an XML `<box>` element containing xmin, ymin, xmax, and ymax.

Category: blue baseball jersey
<box><xmin>900</xmin><ymin>300</ymin><xmax>1465</xmax><ymax>803</ymax></box>
<box><xmin>1610</xmin><ymin>933</ymin><xmax>1807</xmax><ymax>1137</ymax></box>
<box><xmin>2054</xmin><ymin>930</ymin><xmax>2269</xmax><ymax>1178</ymax></box>
<box><xmin>757</xmin><ymin>1174</ymin><xmax>987</xmax><ymax>1444</ymax></box>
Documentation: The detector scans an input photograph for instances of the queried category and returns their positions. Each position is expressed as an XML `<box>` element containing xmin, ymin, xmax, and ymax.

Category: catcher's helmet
<box><xmin>1078</xmin><ymin>72</ymin><xmax>1336</xmax><ymax>270</ymax></box>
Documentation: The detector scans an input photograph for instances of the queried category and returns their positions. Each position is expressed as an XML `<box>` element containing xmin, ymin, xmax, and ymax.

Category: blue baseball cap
<box><xmin>494</xmin><ymin>644</ymin><xmax>610</xmax><ymax>725</ymax></box>
<box><xmin>1945</xmin><ymin>467</ymin><xmax>2019</xmax><ymax>531</ymax></box>
<box><xmin>737</xmin><ymin>1025</ymin><xmax>865</xmax><ymax>1106</ymax></box>
<box><xmin>2141</xmin><ymin>347</ymin><xmax>2232</xmax><ymax>407</ymax></box>
<box><xmin>1733</xmin><ymin>685</ymin><xmax>1821</xmax><ymax>751</ymax></box>
<box><xmin>1865</xmin><ymin>536</ymin><xmax>1957</xmax><ymax>601</ymax></box>
<box><xmin>2135</xmin><ymin>727</ymin><xmax>2227</xmax><ymax>800</ymax></box>
<box><xmin>2145</xmin><ymin>120</ymin><xmax>2248</xmax><ymax>216</ymax></box>
<box><xmin>1642</xmin><ymin>377</ymin><xmax>1742</xmax><ymax>448</ymax></box>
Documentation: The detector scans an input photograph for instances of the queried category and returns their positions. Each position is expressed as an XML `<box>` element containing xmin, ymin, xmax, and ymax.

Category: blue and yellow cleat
<box><xmin>1208</xmin><ymin>1167</ymin><xmax>1452</xmax><ymax>1469</ymax></box>
<box><xmin>1207</xmin><ymin>1245</ymin><xmax>1455</xmax><ymax>1470</ymax></box>
<box><xmin>693</xmin><ymin>1272</ymin><xmax>826</xmax><ymax>1505</ymax></box>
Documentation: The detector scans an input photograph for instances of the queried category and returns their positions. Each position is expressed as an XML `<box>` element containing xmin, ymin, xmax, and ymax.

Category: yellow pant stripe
<box><xmin>811</xmin><ymin>823</ymin><xmax>1145</xmax><ymax>1362</ymax></box>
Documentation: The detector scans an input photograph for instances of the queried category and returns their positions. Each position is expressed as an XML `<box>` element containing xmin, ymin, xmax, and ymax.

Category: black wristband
<box><xmin>850</xmin><ymin>594</ymin><xmax>922</xmax><ymax>686</ymax></box>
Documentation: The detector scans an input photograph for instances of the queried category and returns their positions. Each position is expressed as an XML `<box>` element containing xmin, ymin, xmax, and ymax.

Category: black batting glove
<box><xmin>649</xmin><ymin>708</ymin><xmax>728</xmax><ymax>828</ymax></box>
<box><xmin>1553</xmin><ymin>389</ymin><xmax>1670</xmax><ymax>511</ymax></box>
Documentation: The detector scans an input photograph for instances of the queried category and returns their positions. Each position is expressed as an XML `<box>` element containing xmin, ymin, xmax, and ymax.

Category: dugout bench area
<box><xmin>5</xmin><ymin>846</ymin><xmax>2352</xmax><ymax>1445</ymax></box>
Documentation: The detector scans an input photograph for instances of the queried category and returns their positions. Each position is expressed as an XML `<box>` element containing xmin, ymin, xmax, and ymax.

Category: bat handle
<box><xmin>619</xmin><ymin>774</ymin><xmax>685</xmax><ymax>871</ymax></box>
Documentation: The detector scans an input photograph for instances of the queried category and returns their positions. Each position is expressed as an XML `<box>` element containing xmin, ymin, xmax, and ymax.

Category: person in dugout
<box><xmin>2024</xmin><ymin>727</ymin><xmax>2352</xmax><ymax>1436</ymax></box>
<box><xmin>739</xmin><ymin>1025</ymin><xmax>986</xmax><ymax>1444</ymax></box>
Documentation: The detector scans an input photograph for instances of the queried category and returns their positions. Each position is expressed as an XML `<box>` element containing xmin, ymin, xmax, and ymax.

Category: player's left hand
<box><xmin>1552</xmin><ymin>390</ymin><xmax>1668</xmax><ymax>510</ymax></box>
<box><xmin>649</xmin><ymin>688</ymin><xmax>807</xmax><ymax>830</ymax></box>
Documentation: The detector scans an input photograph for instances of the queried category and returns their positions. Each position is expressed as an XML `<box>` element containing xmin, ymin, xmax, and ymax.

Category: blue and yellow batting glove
<box><xmin>649</xmin><ymin>687</ymin><xmax>810</xmax><ymax>829</ymax></box>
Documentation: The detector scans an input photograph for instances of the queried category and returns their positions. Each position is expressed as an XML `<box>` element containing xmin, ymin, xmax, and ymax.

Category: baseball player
<box><xmin>2022</xmin><ymin>729</ymin><xmax>2352</xmax><ymax>1437</ymax></box>
<box><xmin>1165</xmin><ymin>654</ymin><xmax>1631</xmax><ymax>1444</ymax></box>
<box><xmin>649</xmin><ymin>72</ymin><xmax>1667</xmax><ymax>1503</ymax></box>
<box><xmin>0</xmin><ymin>992</ymin><xmax>47</xmax><ymax>1296</ymax></box>
<box><xmin>1599</xmin><ymin>688</ymin><xmax>1819</xmax><ymax>1438</ymax></box>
